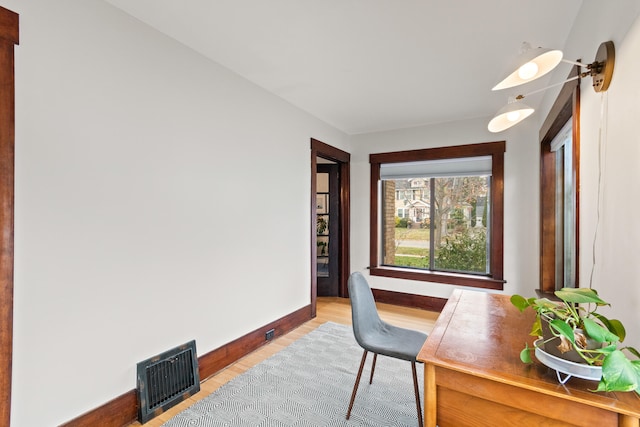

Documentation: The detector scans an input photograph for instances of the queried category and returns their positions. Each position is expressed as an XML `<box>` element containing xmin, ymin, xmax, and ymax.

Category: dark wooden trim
<box><xmin>369</xmin><ymin>164</ymin><xmax>380</xmax><ymax>276</ymax></box>
<box><xmin>0</xmin><ymin>7</ymin><xmax>18</xmax><ymax>45</ymax></box>
<box><xmin>371</xmin><ymin>288</ymin><xmax>447</xmax><ymax>312</ymax></box>
<box><xmin>539</xmin><ymin>142</ymin><xmax>556</xmax><ymax>292</ymax></box>
<box><xmin>370</xmin><ymin>267</ymin><xmax>505</xmax><ymax>290</ymax></box>
<box><xmin>310</xmin><ymin>150</ymin><xmax>318</xmax><ymax>315</ymax></box>
<box><xmin>539</xmin><ymin>69</ymin><xmax>579</xmax><ymax>144</ymax></box>
<box><xmin>369</xmin><ymin>141</ymin><xmax>506</xmax><ymax>289</ymax></box>
<box><xmin>311</xmin><ymin>138</ymin><xmax>350</xmax><ymax>163</ymax></box>
<box><xmin>0</xmin><ymin>6</ymin><xmax>17</xmax><ymax>427</ymax></box>
<box><xmin>338</xmin><ymin>159</ymin><xmax>350</xmax><ymax>298</ymax></box>
<box><xmin>58</xmin><ymin>391</ymin><xmax>137</xmax><ymax>427</ymax></box>
<box><xmin>197</xmin><ymin>304</ymin><xmax>312</xmax><ymax>380</ymax></box>
<box><xmin>60</xmin><ymin>305</ymin><xmax>313</xmax><ymax>427</ymax></box>
<box><xmin>310</xmin><ymin>139</ymin><xmax>351</xmax><ymax>306</ymax></box>
<box><xmin>370</xmin><ymin>140</ymin><xmax>506</xmax><ymax>164</ymax></box>
<box><xmin>491</xmin><ymin>149</ymin><xmax>505</xmax><ymax>280</ymax></box>
<box><xmin>539</xmin><ymin>66</ymin><xmax>580</xmax><ymax>293</ymax></box>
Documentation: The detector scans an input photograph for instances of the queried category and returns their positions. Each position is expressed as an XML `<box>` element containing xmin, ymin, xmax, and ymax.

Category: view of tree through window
<box><xmin>383</xmin><ymin>175</ymin><xmax>490</xmax><ymax>275</ymax></box>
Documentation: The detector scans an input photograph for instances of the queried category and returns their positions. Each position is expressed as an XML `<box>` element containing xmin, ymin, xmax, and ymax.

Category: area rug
<box><xmin>162</xmin><ymin>322</ymin><xmax>424</xmax><ymax>426</ymax></box>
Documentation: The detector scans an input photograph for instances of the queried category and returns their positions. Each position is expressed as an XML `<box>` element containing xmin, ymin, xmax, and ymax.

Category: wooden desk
<box><xmin>417</xmin><ymin>289</ymin><xmax>640</xmax><ymax>427</ymax></box>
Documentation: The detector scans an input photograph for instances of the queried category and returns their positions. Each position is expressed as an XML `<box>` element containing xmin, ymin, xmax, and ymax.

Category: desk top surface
<box><xmin>417</xmin><ymin>288</ymin><xmax>640</xmax><ymax>417</ymax></box>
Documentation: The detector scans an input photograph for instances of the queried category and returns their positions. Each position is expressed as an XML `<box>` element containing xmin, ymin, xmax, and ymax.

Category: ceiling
<box><xmin>103</xmin><ymin>0</ymin><xmax>583</xmax><ymax>135</ymax></box>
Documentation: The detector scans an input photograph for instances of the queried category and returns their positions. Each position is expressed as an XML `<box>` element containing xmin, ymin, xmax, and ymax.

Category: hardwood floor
<box><xmin>128</xmin><ymin>297</ymin><xmax>439</xmax><ymax>427</ymax></box>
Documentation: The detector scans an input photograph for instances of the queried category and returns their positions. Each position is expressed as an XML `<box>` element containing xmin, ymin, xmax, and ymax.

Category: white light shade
<box><xmin>488</xmin><ymin>101</ymin><xmax>535</xmax><ymax>133</ymax></box>
<box><xmin>492</xmin><ymin>46</ymin><xmax>563</xmax><ymax>91</ymax></box>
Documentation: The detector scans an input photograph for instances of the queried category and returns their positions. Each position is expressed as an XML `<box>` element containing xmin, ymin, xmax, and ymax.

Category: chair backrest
<box><xmin>348</xmin><ymin>272</ymin><xmax>384</xmax><ymax>349</ymax></box>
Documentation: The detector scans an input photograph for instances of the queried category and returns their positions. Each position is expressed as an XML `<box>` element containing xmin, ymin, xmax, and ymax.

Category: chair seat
<box><xmin>359</xmin><ymin>322</ymin><xmax>427</xmax><ymax>362</ymax></box>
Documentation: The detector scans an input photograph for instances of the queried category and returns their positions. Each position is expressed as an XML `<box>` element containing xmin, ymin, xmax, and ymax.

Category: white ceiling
<box><xmin>103</xmin><ymin>0</ymin><xmax>583</xmax><ymax>135</ymax></box>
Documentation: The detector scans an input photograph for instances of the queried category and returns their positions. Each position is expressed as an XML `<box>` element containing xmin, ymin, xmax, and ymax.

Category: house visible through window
<box><xmin>369</xmin><ymin>142</ymin><xmax>505</xmax><ymax>290</ymax></box>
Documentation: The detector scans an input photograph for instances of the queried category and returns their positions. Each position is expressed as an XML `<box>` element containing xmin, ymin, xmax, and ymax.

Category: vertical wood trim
<box><xmin>0</xmin><ymin>6</ymin><xmax>17</xmax><ymax>427</ymax></box>
<box><xmin>339</xmin><ymin>160</ymin><xmax>350</xmax><ymax>297</ymax></box>
<box><xmin>369</xmin><ymin>161</ymin><xmax>380</xmax><ymax>271</ymax></box>
<box><xmin>540</xmin><ymin>143</ymin><xmax>556</xmax><ymax>293</ymax></box>
<box><xmin>310</xmin><ymin>148</ymin><xmax>318</xmax><ymax>316</ymax></box>
<box><xmin>425</xmin><ymin>364</ymin><xmax>437</xmax><ymax>427</ymax></box>
<box><xmin>491</xmin><ymin>149</ymin><xmax>505</xmax><ymax>280</ymax></box>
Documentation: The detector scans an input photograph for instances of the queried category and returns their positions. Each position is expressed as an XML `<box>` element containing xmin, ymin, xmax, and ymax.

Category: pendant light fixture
<box><xmin>487</xmin><ymin>97</ymin><xmax>535</xmax><ymax>133</ymax></box>
<box><xmin>488</xmin><ymin>41</ymin><xmax>615</xmax><ymax>132</ymax></box>
<box><xmin>492</xmin><ymin>42</ymin><xmax>564</xmax><ymax>91</ymax></box>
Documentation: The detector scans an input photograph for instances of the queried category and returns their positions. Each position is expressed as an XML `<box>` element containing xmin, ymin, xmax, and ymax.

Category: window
<box><xmin>369</xmin><ymin>141</ymin><xmax>505</xmax><ymax>290</ymax></box>
<box><xmin>540</xmin><ymin>66</ymin><xmax>580</xmax><ymax>293</ymax></box>
<box><xmin>552</xmin><ymin>119</ymin><xmax>576</xmax><ymax>288</ymax></box>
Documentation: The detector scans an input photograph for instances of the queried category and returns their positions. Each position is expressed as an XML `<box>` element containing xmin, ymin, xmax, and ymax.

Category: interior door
<box><xmin>316</xmin><ymin>163</ymin><xmax>340</xmax><ymax>296</ymax></box>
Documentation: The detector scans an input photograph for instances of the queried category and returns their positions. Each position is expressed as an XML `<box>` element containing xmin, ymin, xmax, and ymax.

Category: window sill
<box><xmin>369</xmin><ymin>267</ymin><xmax>505</xmax><ymax>290</ymax></box>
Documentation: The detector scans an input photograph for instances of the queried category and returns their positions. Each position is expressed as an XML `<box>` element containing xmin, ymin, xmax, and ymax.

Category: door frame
<box><xmin>310</xmin><ymin>139</ymin><xmax>350</xmax><ymax>317</ymax></box>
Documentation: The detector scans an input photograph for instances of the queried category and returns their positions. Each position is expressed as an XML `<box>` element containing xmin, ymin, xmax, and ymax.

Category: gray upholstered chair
<box><xmin>346</xmin><ymin>271</ymin><xmax>428</xmax><ymax>426</ymax></box>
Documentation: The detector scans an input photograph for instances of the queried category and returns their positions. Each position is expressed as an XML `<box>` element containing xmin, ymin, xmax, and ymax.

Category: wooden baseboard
<box><xmin>59</xmin><ymin>305</ymin><xmax>313</xmax><ymax>427</ymax></box>
<box><xmin>197</xmin><ymin>305</ymin><xmax>312</xmax><ymax>381</ymax></box>
<box><xmin>372</xmin><ymin>288</ymin><xmax>447</xmax><ymax>312</ymax></box>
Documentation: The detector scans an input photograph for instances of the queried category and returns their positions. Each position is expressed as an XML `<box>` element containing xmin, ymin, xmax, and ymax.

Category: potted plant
<box><xmin>511</xmin><ymin>287</ymin><xmax>640</xmax><ymax>394</ymax></box>
<box><xmin>317</xmin><ymin>216</ymin><xmax>328</xmax><ymax>235</ymax></box>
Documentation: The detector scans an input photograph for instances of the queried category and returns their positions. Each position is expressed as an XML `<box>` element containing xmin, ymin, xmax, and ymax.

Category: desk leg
<box><xmin>424</xmin><ymin>363</ymin><xmax>436</xmax><ymax>427</ymax></box>
<box><xmin>619</xmin><ymin>415</ymin><xmax>640</xmax><ymax>427</ymax></box>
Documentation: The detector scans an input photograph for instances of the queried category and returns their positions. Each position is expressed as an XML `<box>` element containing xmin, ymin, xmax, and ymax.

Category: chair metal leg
<box><xmin>369</xmin><ymin>353</ymin><xmax>377</xmax><ymax>384</ymax></box>
<box><xmin>411</xmin><ymin>362</ymin><xmax>423</xmax><ymax>427</ymax></box>
<box><xmin>346</xmin><ymin>350</ymin><xmax>368</xmax><ymax>420</ymax></box>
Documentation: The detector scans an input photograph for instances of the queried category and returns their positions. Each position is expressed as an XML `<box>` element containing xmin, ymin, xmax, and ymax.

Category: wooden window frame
<box><xmin>539</xmin><ymin>67</ymin><xmax>581</xmax><ymax>293</ymax></box>
<box><xmin>369</xmin><ymin>141</ymin><xmax>505</xmax><ymax>290</ymax></box>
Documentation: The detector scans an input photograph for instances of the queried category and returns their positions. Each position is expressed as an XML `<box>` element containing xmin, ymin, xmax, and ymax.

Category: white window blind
<box><xmin>379</xmin><ymin>156</ymin><xmax>492</xmax><ymax>180</ymax></box>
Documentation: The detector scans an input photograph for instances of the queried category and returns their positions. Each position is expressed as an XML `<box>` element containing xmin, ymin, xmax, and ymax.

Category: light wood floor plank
<box><xmin>127</xmin><ymin>296</ymin><xmax>439</xmax><ymax>427</ymax></box>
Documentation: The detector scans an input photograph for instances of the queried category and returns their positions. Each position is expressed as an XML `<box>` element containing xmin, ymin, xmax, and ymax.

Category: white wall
<box><xmin>4</xmin><ymin>0</ymin><xmax>348</xmax><ymax>425</ymax></box>
<box><xmin>350</xmin><ymin>117</ymin><xmax>540</xmax><ymax>299</ymax></box>
<box><xmin>560</xmin><ymin>2</ymin><xmax>640</xmax><ymax>351</ymax></box>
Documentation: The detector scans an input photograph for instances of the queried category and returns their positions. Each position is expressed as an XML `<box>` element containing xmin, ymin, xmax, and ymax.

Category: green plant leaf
<box><xmin>527</xmin><ymin>315</ymin><xmax>542</xmax><ymax>337</ymax></box>
<box><xmin>591</xmin><ymin>313</ymin><xmax>626</xmax><ymax>342</ymax></box>
<box><xmin>532</xmin><ymin>298</ymin><xmax>560</xmax><ymax>311</ymax></box>
<box><xmin>597</xmin><ymin>350</ymin><xmax>640</xmax><ymax>392</ymax></box>
<box><xmin>519</xmin><ymin>344</ymin><xmax>533</xmax><ymax>364</ymax></box>
<box><xmin>582</xmin><ymin>317</ymin><xmax>620</xmax><ymax>343</ymax></box>
<box><xmin>510</xmin><ymin>294</ymin><xmax>530</xmax><ymax>312</ymax></box>
<box><xmin>549</xmin><ymin>319</ymin><xmax>575</xmax><ymax>343</ymax></box>
<box><xmin>599</xmin><ymin>344</ymin><xmax>618</xmax><ymax>356</ymax></box>
<box><xmin>607</xmin><ymin>319</ymin><xmax>626</xmax><ymax>342</ymax></box>
<box><xmin>555</xmin><ymin>287</ymin><xmax>609</xmax><ymax>306</ymax></box>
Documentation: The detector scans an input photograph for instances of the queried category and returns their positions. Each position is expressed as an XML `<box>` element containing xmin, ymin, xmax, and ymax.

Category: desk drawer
<box><xmin>434</xmin><ymin>368</ymin><xmax>617</xmax><ymax>427</ymax></box>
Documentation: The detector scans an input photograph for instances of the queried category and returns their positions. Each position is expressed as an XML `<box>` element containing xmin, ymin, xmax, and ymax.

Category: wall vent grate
<box><xmin>136</xmin><ymin>340</ymin><xmax>200</xmax><ymax>424</ymax></box>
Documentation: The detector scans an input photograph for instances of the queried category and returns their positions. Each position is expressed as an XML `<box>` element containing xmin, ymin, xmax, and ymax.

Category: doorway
<box><xmin>316</xmin><ymin>162</ymin><xmax>339</xmax><ymax>296</ymax></box>
<box><xmin>310</xmin><ymin>139</ymin><xmax>350</xmax><ymax>317</ymax></box>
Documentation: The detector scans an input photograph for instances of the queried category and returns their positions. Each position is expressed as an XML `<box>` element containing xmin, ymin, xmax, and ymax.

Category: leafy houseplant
<box><xmin>317</xmin><ymin>216</ymin><xmax>328</xmax><ymax>235</ymax></box>
<box><xmin>511</xmin><ymin>288</ymin><xmax>640</xmax><ymax>394</ymax></box>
